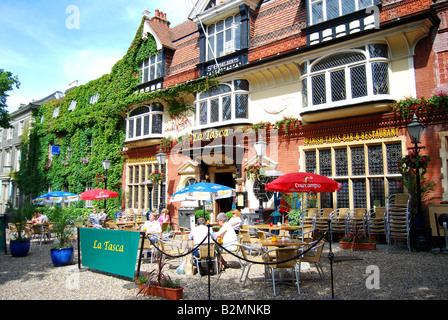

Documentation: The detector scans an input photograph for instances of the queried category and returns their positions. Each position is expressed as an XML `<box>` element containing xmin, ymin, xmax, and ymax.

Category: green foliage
<box><xmin>391</xmin><ymin>91</ymin><xmax>448</xmax><ymax>120</ymax></box>
<box><xmin>195</xmin><ymin>209</ymin><xmax>210</xmax><ymax>220</ymax></box>
<box><xmin>49</xmin><ymin>206</ymin><xmax>78</xmax><ymax>249</ymax></box>
<box><xmin>0</xmin><ymin>69</ymin><xmax>20</xmax><ymax>128</ymax></box>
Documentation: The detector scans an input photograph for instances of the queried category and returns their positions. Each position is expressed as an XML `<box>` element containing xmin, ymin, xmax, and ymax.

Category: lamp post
<box><xmin>142</xmin><ymin>181</ymin><xmax>153</xmax><ymax>220</ymax></box>
<box><xmin>102</xmin><ymin>157</ymin><xmax>111</xmax><ymax>209</ymax></box>
<box><xmin>254</xmin><ymin>139</ymin><xmax>268</xmax><ymax>222</ymax></box>
<box><xmin>406</xmin><ymin>114</ymin><xmax>425</xmax><ymax>226</ymax></box>
<box><xmin>155</xmin><ymin>148</ymin><xmax>167</xmax><ymax>218</ymax></box>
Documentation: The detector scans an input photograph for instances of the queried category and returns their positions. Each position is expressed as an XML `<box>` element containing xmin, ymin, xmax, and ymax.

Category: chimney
<box><xmin>152</xmin><ymin>9</ymin><xmax>170</xmax><ymax>27</ymax></box>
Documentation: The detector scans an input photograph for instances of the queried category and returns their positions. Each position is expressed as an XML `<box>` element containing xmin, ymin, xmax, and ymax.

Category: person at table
<box><xmin>189</xmin><ymin>217</ymin><xmax>216</xmax><ymax>257</ymax></box>
<box><xmin>141</xmin><ymin>212</ymin><xmax>161</xmax><ymax>236</ymax></box>
<box><xmin>229</xmin><ymin>209</ymin><xmax>241</xmax><ymax>234</ymax></box>
<box><xmin>88</xmin><ymin>209</ymin><xmax>102</xmax><ymax>229</ymax></box>
<box><xmin>37</xmin><ymin>212</ymin><xmax>49</xmax><ymax>224</ymax></box>
<box><xmin>31</xmin><ymin>212</ymin><xmax>40</xmax><ymax>225</ymax></box>
<box><xmin>158</xmin><ymin>208</ymin><xmax>170</xmax><ymax>224</ymax></box>
<box><xmin>215</xmin><ymin>212</ymin><xmax>238</xmax><ymax>270</ymax></box>
<box><xmin>98</xmin><ymin>209</ymin><xmax>109</xmax><ymax>224</ymax></box>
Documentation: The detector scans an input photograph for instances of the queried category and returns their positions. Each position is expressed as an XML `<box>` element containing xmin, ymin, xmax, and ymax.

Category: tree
<box><xmin>0</xmin><ymin>69</ymin><xmax>20</xmax><ymax>128</ymax></box>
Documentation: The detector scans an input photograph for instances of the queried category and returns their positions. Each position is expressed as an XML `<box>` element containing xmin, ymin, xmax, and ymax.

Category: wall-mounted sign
<box><xmin>51</xmin><ymin>146</ymin><xmax>60</xmax><ymax>155</ymax></box>
<box><xmin>304</xmin><ymin>128</ymin><xmax>400</xmax><ymax>146</ymax></box>
<box><xmin>206</xmin><ymin>57</ymin><xmax>242</xmax><ymax>76</ymax></box>
<box><xmin>192</xmin><ymin>128</ymin><xmax>234</xmax><ymax>142</ymax></box>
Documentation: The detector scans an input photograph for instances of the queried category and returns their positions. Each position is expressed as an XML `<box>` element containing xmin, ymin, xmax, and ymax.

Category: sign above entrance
<box><xmin>192</xmin><ymin>128</ymin><xmax>234</xmax><ymax>142</ymax></box>
<box><xmin>304</xmin><ymin>128</ymin><xmax>400</xmax><ymax>146</ymax></box>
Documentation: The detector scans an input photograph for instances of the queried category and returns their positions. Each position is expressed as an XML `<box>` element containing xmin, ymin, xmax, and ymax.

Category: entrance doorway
<box><xmin>214</xmin><ymin>172</ymin><xmax>234</xmax><ymax>214</ymax></box>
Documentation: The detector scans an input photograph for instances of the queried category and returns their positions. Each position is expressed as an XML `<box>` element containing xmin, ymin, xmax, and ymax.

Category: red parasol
<box><xmin>265</xmin><ymin>172</ymin><xmax>342</xmax><ymax>193</ymax></box>
<box><xmin>79</xmin><ymin>189</ymin><xmax>119</xmax><ymax>200</ymax></box>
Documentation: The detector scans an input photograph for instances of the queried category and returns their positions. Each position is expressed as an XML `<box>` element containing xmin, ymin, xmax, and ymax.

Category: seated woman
<box><xmin>215</xmin><ymin>212</ymin><xmax>238</xmax><ymax>270</ymax></box>
<box><xmin>229</xmin><ymin>209</ymin><xmax>242</xmax><ymax>234</ymax></box>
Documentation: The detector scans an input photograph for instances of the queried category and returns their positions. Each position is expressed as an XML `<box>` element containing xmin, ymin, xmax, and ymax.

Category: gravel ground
<box><xmin>1</xmin><ymin>234</ymin><xmax>448</xmax><ymax>302</ymax></box>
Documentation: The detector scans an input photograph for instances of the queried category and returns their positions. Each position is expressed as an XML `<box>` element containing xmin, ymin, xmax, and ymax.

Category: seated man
<box><xmin>141</xmin><ymin>213</ymin><xmax>161</xmax><ymax>240</ymax></box>
<box><xmin>189</xmin><ymin>217</ymin><xmax>216</xmax><ymax>257</ymax></box>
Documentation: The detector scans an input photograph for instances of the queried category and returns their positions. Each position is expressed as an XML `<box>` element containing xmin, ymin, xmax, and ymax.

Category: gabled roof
<box><xmin>188</xmin><ymin>0</ymin><xmax>261</xmax><ymax>23</ymax></box>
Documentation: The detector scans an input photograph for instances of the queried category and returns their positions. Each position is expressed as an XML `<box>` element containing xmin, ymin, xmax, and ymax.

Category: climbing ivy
<box><xmin>16</xmin><ymin>17</ymin><xmax>217</xmax><ymax>212</ymax></box>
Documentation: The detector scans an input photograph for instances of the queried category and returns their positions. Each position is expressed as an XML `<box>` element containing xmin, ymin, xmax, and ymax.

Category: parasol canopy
<box><xmin>79</xmin><ymin>189</ymin><xmax>119</xmax><ymax>200</ymax></box>
<box><xmin>32</xmin><ymin>191</ymin><xmax>80</xmax><ymax>205</ymax></box>
<box><xmin>265</xmin><ymin>172</ymin><xmax>342</xmax><ymax>193</ymax></box>
<box><xmin>170</xmin><ymin>182</ymin><xmax>235</xmax><ymax>202</ymax></box>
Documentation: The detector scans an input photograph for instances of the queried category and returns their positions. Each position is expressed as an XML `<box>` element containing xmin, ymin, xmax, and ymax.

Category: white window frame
<box><xmin>89</xmin><ymin>93</ymin><xmax>100</xmax><ymax>105</ymax></box>
<box><xmin>126</xmin><ymin>103</ymin><xmax>164</xmax><ymax>141</ymax></box>
<box><xmin>301</xmin><ymin>43</ymin><xmax>390</xmax><ymax>111</ymax></box>
<box><xmin>195</xmin><ymin>80</ymin><xmax>249</xmax><ymax>128</ymax></box>
<box><xmin>206</xmin><ymin>14</ymin><xmax>241</xmax><ymax>61</ymax></box>
<box><xmin>140</xmin><ymin>51</ymin><xmax>163</xmax><ymax>83</ymax></box>
<box><xmin>309</xmin><ymin>0</ymin><xmax>375</xmax><ymax>25</ymax></box>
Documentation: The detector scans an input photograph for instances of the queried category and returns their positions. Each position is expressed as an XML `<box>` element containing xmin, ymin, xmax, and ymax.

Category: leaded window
<box><xmin>303</xmin><ymin>140</ymin><xmax>403</xmax><ymax>210</ymax></box>
<box><xmin>195</xmin><ymin>80</ymin><xmax>249</xmax><ymax>127</ymax></box>
<box><xmin>301</xmin><ymin>44</ymin><xmax>390</xmax><ymax>108</ymax></box>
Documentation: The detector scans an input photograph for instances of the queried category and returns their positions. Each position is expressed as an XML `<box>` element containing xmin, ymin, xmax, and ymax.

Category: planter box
<box><xmin>340</xmin><ymin>241</ymin><xmax>376</xmax><ymax>250</ymax></box>
<box><xmin>138</xmin><ymin>283</ymin><xmax>183</xmax><ymax>300</ymax></box>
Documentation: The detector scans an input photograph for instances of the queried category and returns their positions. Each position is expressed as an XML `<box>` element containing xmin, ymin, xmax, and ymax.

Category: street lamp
<box><xmin>406</xmin><ymin>114</ymin><xmax>425</xmax><ymax>225</ymax></box>
<box><xmin>155</xmin><ymin>148</ymin><xmax>167</xmax><ymax>217</ymax></box>
<box><xmin>254</xmin><ymin>139</ymin><xmax>268</xmax><ymax>222</ymax></box>
<box><xmin>142</xmin><ymin>180</ymin><xmax>153</xmax><ymax>220</ymax></box>
<box><xmin>102</xmin><ymin>157</ymin><xmax>111</xmax><ymax>208</ymax></box>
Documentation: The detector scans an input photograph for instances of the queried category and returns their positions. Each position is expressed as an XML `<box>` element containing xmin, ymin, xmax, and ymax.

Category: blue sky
<box><xmin>0</xmin><ymin>0</ymin><xmax>194</xmax><ymax>112</ymax></box>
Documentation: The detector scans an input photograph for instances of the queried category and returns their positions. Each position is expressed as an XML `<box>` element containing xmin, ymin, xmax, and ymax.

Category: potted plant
<box><xmin>7</xmin><ymin>202</ymin><xmax>32</xmax><ymax>257</ymax></box>
<box><xmin>339</xmin><ymin>229</ymin><xmax>376</xmax><ymax>250</ymax></box>
<box><xmin>135</xmin><ymin>257</ymin><xmax>183</xmax><ymax>300</ymax></box>
<box><xmin>49</xmin><ymin>206</ymin><xmax>76</xmax><ymax>267</ymax></box>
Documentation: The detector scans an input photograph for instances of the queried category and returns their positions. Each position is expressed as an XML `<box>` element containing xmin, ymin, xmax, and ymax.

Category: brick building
<box><xmin>122</xmin><ymin>0</ymin><xmax>448</xmax><ymax>228</ymax></box>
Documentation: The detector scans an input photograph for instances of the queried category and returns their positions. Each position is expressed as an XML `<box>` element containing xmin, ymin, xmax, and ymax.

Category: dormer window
<box><xmin>140</xmin><ymin>51</ymin><xmax>163</xmax><ymax>84</ymax></box>
<box><xmin>309</xmin><ymin>0</ymin><xmax>375</xmax><ymax>25</ymax></box>
<box><xmin>206</xmin><ymin>14</ymin><xmax>241</xmax><ymax>61</ymax></box>
<box><xmin>126</xmin><ymin>103</ymin><xmax>164</xmax><ymax>141</ymax></box>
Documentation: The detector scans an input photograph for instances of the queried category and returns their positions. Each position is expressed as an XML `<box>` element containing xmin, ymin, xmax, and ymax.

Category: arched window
<box><xmin>301</xmin><ymin>43</ymin><xmax>390</xmax><ymax>109</ymax></box>
<box><xmin>195</xmin><ymin>80</ymin><xmax>249</xmax><ymax>127</ymax></box>
<box><xmin>126</xmin><ymin>103</ymin><xmax>164</xmax><ymax>140</ymax></box>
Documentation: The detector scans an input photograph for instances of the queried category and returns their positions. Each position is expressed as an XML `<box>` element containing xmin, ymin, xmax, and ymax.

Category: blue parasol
<box><xmin>32</xmin><ymin>191</ymin><xmax>80</xmax><ymax>205</ymax></box>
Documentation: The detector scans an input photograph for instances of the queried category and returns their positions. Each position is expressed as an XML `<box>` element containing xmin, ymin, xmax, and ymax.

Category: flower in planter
<box><xmin>398</xmin><ymin>152</ymin><xmax>430</xmax><ymax>175</ymax></box>
<box><xmin>340</xmin><ymin>231</ymin><xmax>376</xmax><ymax>244</ymax></box>
<box><xmin>246</xmin><ymin>163</ymin><xmax>267</xmax><ymax>182</ymax></box>
<box><xmin>148</xmin><ymin>170</ymin><xmax>165</xmax><ymax>185</ymax></box>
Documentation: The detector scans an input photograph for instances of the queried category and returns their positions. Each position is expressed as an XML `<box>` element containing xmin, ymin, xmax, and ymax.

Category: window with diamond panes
<box><xmin>386</xmin><ymin>143</ymin><xmax>402</xmax><ymax>174</ymax></box>
<box><xmin>301</xmin><ymin>44</ymin><xmax>390</xmax><ymax>109</ymax></box>
<box><xmin>370</xmin><ymin>178</ymin><xmax>385</xmax><ymax>207</ymax></box>
<box><xmin>336</xmin><ymin>180</ymin><xmax>349</xmax><ymax>208</ymax></box>
<box><xmin>353</xmin><ymin>179</ymin><xmax>367</xmax><ymax>208</ymax></box>
<box><xmin>368</xmin><ymin>145</ymin><xmax>383</xmax><ymax>175</ymax></box>
<box><xmin>303</xmin><ymin>140</ymin><xmax>402</xmax><ymax>209</ymax></box>
<box><xmin>196</xmin><ymin>80</ymin><xmax>249</xmax><ymax>127</ymax></box>
<box><xmin>351</xmin><ymin>147</ymin><xmax>365</xmax><ymax>175</ymax></box>
<box><xmin>305</xmin><ymin>151</ymin><xmax>316</xmax><ymax>173</ymax></box>
<box><xmin>335</xmin><ymin>148</ymin><xmax>348</xmax><ymax>176</ymax></box>
<box><xmin>319</xmin><ymin>149</ymin><xmax>332</xmax><ymax>176</ymax></box>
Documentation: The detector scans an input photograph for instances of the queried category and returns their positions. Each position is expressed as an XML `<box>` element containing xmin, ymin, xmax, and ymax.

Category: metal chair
<box><xmin>296</xmin><ymin>240</ymin><xmax>325</xmax><ymax>293</ymax></box>
<box><xmin>238</xmin><ymin>244</ymin><xmax>267</xmax><ymax>287</ymax></box>
<box><xmin>265</xmin><ymin>247</ymin><xmax>300</xmax><ymax>296</ymax></box>
<box><xmin>386</xmin><ymin>193</ymin><xmax>410</xmax><ymax>250</ymax></box>
<box><xmin>193</xmin><ymin>243</ymin><xmax>220</xmax><ymax>281</ymax></box>
<box><xmin>366</xmin><ymin>207</ymin><xmax>387</xmax><ymax>239</ymax></box>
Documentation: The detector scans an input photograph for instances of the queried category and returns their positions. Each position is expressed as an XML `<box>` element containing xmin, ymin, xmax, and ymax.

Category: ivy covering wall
<box><xmin>17</xmin><ymin>18</ymin><xmax>217</xmax><ymax>212</ymax></box>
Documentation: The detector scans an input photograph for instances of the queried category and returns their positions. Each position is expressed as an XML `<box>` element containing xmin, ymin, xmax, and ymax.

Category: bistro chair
<box><xmin>238</xmin><ymin>244</ymin><xmax>267</xmax><ymax>287</ymax></box>
<box><xmin>330</xmin><ymin>208</ymin><xmax>351</xmax><ymax>235</ymax></box>
<box><xmin>366</xmin><ymin>207</ymin><xmax>387</xmax><ymax>239</ymax></box>
<box><xmin>295</xmin><ymin>240</ymin><xmax>325</xmax><ymax>293</ymax></box>
<box><xmin>265</xmin><ymin>247</ymin><xmax>300</xmax><ymax>296</ymax></box>
<box><xmin>315</xmin><ymin>208</ymin><xmax>336</xmax><ymax>232</ymax></box>
<box><xmin>347</xmin><ymin>208</ymin><xmax>367</xmax><ymax>234</ymax></box>
<box><xmin>193</xmin><ymin>243</ymin><xmax>220</xmax><ymax>281</ymax></box>
<box><xmin>386</xmin><ymin>193</ymin><xmax>411</xmax><ymax>250</ymax></box>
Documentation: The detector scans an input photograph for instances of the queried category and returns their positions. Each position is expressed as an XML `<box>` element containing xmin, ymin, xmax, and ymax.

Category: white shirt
<box><xmin>141</xmin><ymin>220</ymin><xmax>161</xmax><ymax>233</ymax></box>
<box><xmin>216</xmin><ymin>222</ymin><xmax>238</xmax><ymax>252</ymax></box>
<box><xmin>189</xmin><ymin>225</ymin><xmax>216</xmax><ymax>246</ymax></box>
<box><xmin>229</xmin><ymin>216</ymin><xmax>241</xmax><ymax>231</ymax></box>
